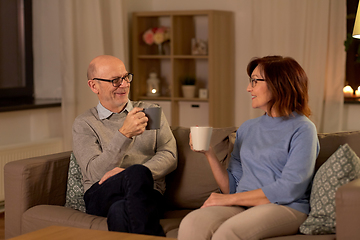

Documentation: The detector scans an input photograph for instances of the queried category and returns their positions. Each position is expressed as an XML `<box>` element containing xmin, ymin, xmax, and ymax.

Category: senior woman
<box><xmin>178</xmin><ymin>56</ymin><xmax>319</xmax><ymax>240</ymax></box>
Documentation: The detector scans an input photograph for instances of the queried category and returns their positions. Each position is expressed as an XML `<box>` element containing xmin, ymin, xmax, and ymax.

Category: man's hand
<box><xmin>119</xmin><ymin>107</ymin><xmax>148</xmax><ymax>138</ymax></box>
<box><xmin>99</xmin><ymin>167</ymin><xmax>125</xmax><ymax>185</ymax></box>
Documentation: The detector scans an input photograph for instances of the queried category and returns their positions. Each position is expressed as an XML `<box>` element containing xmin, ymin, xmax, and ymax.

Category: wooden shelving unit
<box><xmin>131</xmin><ymin>10</ymin><xmax>235</xmax><ymax>128</ymax></box>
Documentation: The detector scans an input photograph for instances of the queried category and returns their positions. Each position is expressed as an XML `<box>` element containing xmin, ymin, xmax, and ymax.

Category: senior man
<box><xmin>72</xmin><ymin>55</ymin><xmax>177</xmax><ymax>236</ymax></box>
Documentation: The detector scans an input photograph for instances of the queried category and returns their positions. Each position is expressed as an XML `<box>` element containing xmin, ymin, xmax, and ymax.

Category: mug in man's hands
<box><xmin>143</xmin><ymin>107</ymin><xmax>161</xmax><ymax>130</ymax></box>
<box><xmin>190</xmin><ymin>126</ymin><xmax>213</xmax><ymax>151</ymax></box>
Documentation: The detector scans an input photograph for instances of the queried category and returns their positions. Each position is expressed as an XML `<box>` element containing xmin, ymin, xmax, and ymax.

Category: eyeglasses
<box><xmin>249</xmin><ymin>78</ymin><xmax>265</xmax><ymax>88</ymax></box>
<box><xmin>93</xmin><ymin>73</ymin><xmax>133</xmax><ymax>87</ymax></box>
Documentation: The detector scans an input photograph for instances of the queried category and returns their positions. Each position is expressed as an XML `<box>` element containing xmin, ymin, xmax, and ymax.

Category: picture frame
<box><xmin>191</xmin><ymin>38</ymin><xmax>207</xmax><ymax>55</ymax></box>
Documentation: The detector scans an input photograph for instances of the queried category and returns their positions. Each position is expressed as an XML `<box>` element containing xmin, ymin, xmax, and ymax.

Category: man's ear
<box><xmin>88</xmin><ymin>80</ymin><xmax>99</xmax><ymax>94</ymax></box>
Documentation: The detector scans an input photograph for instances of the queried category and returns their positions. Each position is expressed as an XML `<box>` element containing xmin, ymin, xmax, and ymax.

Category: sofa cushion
<box><xmin>64</xmin><ymin>153</ymin><xmax>86</xmax><ymax>212</ymax></box>
<box><xmin>164</xmin><ymin>126</ymin><xmax>237</xmax><ymax>209</ymax></box>
<box><xmin>22</xmin><ymin>205</ymin><xmax>107</xmax><ymax>235</ymax></box>
<box><xmin>316</xmin><ymin>131</ymin><xmax>360</xmax><ymax>171</ymax></box>
<box><xmin>299</xmin><ymin>143</ymin><xmax>360</xmax><ymax>235</ymax></box>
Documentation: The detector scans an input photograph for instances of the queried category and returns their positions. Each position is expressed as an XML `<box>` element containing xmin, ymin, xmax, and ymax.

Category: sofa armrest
<box><xmin>336</xmin><ymin>178</ymin><xmax>360</xmax><ymax>240</ymax></box>
<box><xmin>4</xmin><ymin>151</ymin><xmax>72</xmax><ymax>239</ymax></box>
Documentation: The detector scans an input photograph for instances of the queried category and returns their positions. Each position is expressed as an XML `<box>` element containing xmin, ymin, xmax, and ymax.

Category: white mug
<box><xmin>190</xmin><ymin>126</ymin><xmax>213</xmax><ymax>151</ymax></box>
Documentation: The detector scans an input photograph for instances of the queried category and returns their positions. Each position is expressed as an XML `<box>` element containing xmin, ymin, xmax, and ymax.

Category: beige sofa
<box><xmin>4</xmin><ymin>127</ymin><xmax>360</xmax><ymax>240</ymax></box>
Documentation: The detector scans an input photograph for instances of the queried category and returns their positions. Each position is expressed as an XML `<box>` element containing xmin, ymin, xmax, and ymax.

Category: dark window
<box><xmin>345</xmin><ymin>0</ymin><xmax>360</xmax><ymax>92</ymax></box>
<box><xmin>0</xmin><ymin>0</ymin><xmax>33</xmax><ymax>106</ymax></box>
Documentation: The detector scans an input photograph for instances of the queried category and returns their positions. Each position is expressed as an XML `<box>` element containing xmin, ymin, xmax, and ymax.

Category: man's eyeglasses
<box><xmin>249</xmin><ymin>78</ymin><xmax>265</xmax><ymax>88</ymax></box>
<box><xmin>93</xmin><ymin>73</ymin><xmax>134</xmax><ymax>87</ymax></box>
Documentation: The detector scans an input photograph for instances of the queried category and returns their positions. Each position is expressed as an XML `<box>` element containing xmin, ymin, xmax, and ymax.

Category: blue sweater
<box><xmin>227</xmin><ymin>112</ymin><xmax>319</xmax><ymax>214</ymax></box>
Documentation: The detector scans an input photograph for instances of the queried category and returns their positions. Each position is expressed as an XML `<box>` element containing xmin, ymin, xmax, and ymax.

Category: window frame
<box><xmin>0</xmin><ymin>0</ymin><xmax>33</xmax><ymax>103</ymax></box>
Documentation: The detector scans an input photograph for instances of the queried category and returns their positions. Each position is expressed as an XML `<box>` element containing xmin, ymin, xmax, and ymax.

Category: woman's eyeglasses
<box><xmin>249</xmin><ymin>78</ymin><xmax>265</xmax><ymax>88</ymax></box>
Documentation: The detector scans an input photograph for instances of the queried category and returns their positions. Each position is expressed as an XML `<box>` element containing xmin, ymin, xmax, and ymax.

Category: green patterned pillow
<box><xmin>300</xmin><ymin>143</ymin><xmax>360</xmax><ymax>234</ymax></box>
<box><xmin>64</xmin><ymin>152</ymin><xmax>86</xmax><ymax>212</ymax></box>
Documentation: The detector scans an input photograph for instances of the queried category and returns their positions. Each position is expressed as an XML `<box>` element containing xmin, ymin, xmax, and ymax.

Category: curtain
<box><xmin>245</xmin><ymin>0</ymin><xmax>346</xmax><ymax>133</ymax></box>
<box><xmin>59</xmin><ymin>0</ymin><xmax>128</xmax><ymax>151</ymax></box>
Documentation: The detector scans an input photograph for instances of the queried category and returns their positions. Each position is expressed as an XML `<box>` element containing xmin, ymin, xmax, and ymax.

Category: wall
<box><xmin>343</xmin><ymin>104</ymin><xmax>360</xmax><ymax>131</ymax></box>
<box><xmin>0</xmin><ymin>107</ymin><xmax>62</xmax><ymax>146</ymax></box>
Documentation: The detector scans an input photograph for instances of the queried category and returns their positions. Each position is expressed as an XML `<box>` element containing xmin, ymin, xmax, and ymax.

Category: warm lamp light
<box><xmin>146</xmin><ymin>72</ymin><xmax>160</xmax><ymax>97</ymax></box>
<box><xmin>356</xmin><ymin>86</ymin><xmax>360</xmax><ymax>97</ymax></box>
<box><xmin>343</xmin><ymin>85</ymin><xmax>354</xmax><ymax>97</ymax></box>
<box><xmin>353</xmin><ymin>2</ymin><xmax>360</xmax><ymax>39</ymax></box>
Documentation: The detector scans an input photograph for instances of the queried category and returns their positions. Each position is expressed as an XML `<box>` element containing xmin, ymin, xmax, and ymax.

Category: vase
<box><xmin>182</xmin><ymin>85</ymin><xmax>196</xmax><ymax>98</ymax></box>
<box><xmin>157</xmin><ymin>44</ymin><xmax>163</xmax><ymax>55</ymax></box>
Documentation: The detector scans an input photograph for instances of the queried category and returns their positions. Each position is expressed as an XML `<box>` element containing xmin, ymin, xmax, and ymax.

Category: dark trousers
<box><xmin>84</xmin><ymin>164</ymin><xmax>165</xmax><ymax>236</ymax></box>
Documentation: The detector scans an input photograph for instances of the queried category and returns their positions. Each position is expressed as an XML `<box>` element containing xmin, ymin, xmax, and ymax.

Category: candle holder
<box><xmin>343</xmin><ymin>85</ymin><xmax>354</xmax><ymax>98</ymax></box>
<box><xmin>147</xmin><ymin>72</ymin><xmax>160</xmax><ymax>97</ymax></box>
<box><xmin>356</xmin><ymin>87</ymin><xmax>360</xmax><ymax>98</ymax></box>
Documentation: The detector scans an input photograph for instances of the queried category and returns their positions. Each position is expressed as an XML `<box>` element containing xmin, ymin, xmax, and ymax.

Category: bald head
<box><xmin>87</xmin><ymin>55</ymin><xmax>125</xmax><ymax>80</ymax></box>
<box><xmin>87</xmin><ymin>55</ymin><xmax>130</xmax><ymax>112</ymax></box>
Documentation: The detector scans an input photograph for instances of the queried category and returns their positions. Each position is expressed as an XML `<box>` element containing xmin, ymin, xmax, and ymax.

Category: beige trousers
<box><xmin>178</xmin><ymin>203</ymin><xmax>307</xmax><ymax>240</ymax></box>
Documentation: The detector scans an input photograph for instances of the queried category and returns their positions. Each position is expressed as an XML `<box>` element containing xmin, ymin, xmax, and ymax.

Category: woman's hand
<box><xmin>201</xmin><ymin>189</ymin><xmax>271</xmax><ymax>208</ymax></box>
<box><xmin>189</xmin><ymin>132</ymin><xmax>211</xmax><ymax>154</ymax></box>
<box><xmin>201</xmin><ymin>192</ymin><xmax>234</xmax><ymax>208</ymax></box>
<box><xmin>99</xmin><ymin>167</ymin><xmax>125</xmax><ymax>185</ymax></box>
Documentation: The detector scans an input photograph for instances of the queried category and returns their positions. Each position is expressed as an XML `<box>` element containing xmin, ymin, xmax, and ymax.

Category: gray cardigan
<box><xmin>72</xmin><ymin>101</ymin><xmax>177</xmax><ymax>193</ymax></box>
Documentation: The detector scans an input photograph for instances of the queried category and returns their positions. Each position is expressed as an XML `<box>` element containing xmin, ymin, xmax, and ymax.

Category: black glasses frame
<box><xmin>249</xmin><ymin>78</ymin><xmax>265</xmax><ymax>88</ymax></box>
<box><xmin>93</xmin><ymin>73</ymin><xmax>133</xmax><ymax>87</ymax></box>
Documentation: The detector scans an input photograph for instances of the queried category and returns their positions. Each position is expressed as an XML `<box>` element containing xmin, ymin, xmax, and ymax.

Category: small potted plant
<box><xmin>181</xmin><ymin>75</ymin><xmax>196</xmax><ymax>98</ymax></box>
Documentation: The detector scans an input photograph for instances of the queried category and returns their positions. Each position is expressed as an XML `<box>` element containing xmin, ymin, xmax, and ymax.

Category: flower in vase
<box><xmin>142</xmin><ymin>29</ymin><xmax>154</xmax><ymax>45</ymax></box>
<box><xmin>153</xmin><ymin>27</ymin><xmax>165</xmax><ymax>44</ymax></box>
<box><xmin>142</xmin><ymin>27</ymin><xmax>170</xmax><ymax>45</ymax></box>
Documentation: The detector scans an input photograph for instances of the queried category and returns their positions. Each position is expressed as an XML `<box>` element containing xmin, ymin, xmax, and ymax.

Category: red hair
<box><xmin>247</xmin><ymin>56</ymin><xmax>311</xmax><ymax>118</ymax></box>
